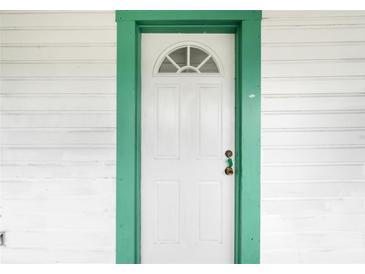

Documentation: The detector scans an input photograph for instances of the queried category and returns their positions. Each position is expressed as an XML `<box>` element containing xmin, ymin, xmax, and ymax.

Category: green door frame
<box><xmin>116</xmin><ymin>10</ymin><xmax>262</xmax><ymax>264</ymax></box>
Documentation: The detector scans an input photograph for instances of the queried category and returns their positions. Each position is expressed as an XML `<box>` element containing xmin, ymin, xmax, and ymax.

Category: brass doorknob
<box><xmin>225</xmin><ymin>167</ymin><xmax>234</xmax><ymax>175</ymax></box>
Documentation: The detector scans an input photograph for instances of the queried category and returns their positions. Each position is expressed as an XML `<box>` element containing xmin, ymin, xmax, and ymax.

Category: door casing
<box><xmin>115</xmin><ymin>10</ymin><xmax>262</xmax><ymax>264</ymax></box>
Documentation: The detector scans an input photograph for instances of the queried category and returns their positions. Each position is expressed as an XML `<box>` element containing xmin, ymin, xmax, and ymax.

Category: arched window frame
<box><xmin>153</xmin><ymin>42</ymin><xmax>224</xmax><ymax>76</ymax></box>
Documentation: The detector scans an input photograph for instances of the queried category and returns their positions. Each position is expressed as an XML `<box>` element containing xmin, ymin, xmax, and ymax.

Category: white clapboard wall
<box><xmin>261</xmin><ymin>11</ymin><xmax>365</xmax><ymax>263</ymax></box>
<box><xmin>0</xmin><ymin>11</ymin><xmax>116</xmax><ymax>263</ymax></box>
<box><xmin>0</xmin><ymin>11</ymin><xmax>365</xmax><ymax>263</ymax></box>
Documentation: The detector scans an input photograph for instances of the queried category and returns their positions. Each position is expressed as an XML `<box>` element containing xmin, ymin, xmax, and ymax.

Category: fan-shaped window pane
<box><xmin>190</xmin><ymin>47</ymin><xmax>209</xmax><ymax>67</ymax></box>
<box><xmin>169</xmin><ymin>47</ymin><xmax>187</xmax><ymax>67</ymax></box>
<box><xmin>199</xmin><ymin>57</ymin><xmax>219</xmax><ymax>73</ymax></box>
<box><xmin>181</xmin><ymin>68</ymin><xmax>198</xmax><ymax>73</ymax></box>
<box><xmin>159</xmin><ymin>57</ymin><xmax>178</xmax><ymax>73</ymax></box>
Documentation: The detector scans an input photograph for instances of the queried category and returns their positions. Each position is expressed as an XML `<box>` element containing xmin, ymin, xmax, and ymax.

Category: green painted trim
<box><xmin>135</xmin><ymin>29</ymin><xmax>142</xmax><ymax>264</ymax></box>
<box><xmin>139</xmin><ymin>24</ymin><xmax>237</xmax><ymax>33</ymax></box>
<box><xmin>116</xmin><ymin>20</ymin><xmax>139</xmax><ymax>264</ymax></box>
<box><xmin>235</xmin><ymin>19</ymin><xmax>262</xmax><ymax>264</ymax></box>
<box><xmin>116</xmin><ymin>10</ymin><xmax>261</xmax><ymax>264</ymax></box>
<box><xmin>116</xmin><ymin>10</ymin><xmax>261</xmax><ymax>22</ymax></box>
<box><xmin>233</xmin><ymin>25</ymin><xmax>242</xmax><ymax>263</ymax></box>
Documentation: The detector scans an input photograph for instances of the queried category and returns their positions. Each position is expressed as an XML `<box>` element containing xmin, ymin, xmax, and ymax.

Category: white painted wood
<box><xmin>0</xmin><ymin>30</ymin><xmax>115</xmax><ymax>44</ymax></box>
<box><xmin>1</xmin><ymin>46</ymin><xmax>115</xmax><ymax>61</ymax></box>
<box><xmin>0</xmin><ymin>11</ymin><xmax>115</xmax><ymax>28</ymax></box>
<box><xmin>0</xmin><ymin>11</ymin><xmax>116</xmax><ymax>263</ymax></box>
<box><xmin>261</xmin><ymin>11</ymin><xmax>365</xmax><ymax>263</ymax></box>
<box><xmin>141</xmin><ymin>34</ymin><xmax>235</xmax><ymax>263</ymax></box>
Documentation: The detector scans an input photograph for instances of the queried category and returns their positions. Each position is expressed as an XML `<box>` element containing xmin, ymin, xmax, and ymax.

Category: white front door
<box><xmin>141</xmin><ymin>34</ymin><xmax>235</xmax><ymax>263</ymax></box>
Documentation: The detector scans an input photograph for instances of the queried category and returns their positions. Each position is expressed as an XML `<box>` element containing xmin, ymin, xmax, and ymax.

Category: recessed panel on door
<box><xmin>197</xmin><ymin>84</ymin><xmax>222</xmax><ymax>159</ymax></box>
<box><xmin>154</xmin><ymin>85</ymin><xmax>180</xmax><ymax>159</ymax></box>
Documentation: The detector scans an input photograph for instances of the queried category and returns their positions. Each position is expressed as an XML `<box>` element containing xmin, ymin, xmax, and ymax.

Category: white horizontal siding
<box><xmin>261</xmin><ymin>10</ymin><xmax>365</xmax><ymax>263</ymax></box>
<box><xmin>1</xmin><ymin>10</ymin><xmax>365</xmax><ymax>264</ymax></box>
<box><xmin>0</xmin><ymin>11</ymin><xmax>116</xmax><ymax>263</ymax></box>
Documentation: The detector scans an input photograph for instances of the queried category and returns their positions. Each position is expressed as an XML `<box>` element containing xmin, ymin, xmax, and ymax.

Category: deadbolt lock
<box><xmin>225</xmin><ymin>150</ymin><xmax>233</xmax><ymax>158</ymax></box>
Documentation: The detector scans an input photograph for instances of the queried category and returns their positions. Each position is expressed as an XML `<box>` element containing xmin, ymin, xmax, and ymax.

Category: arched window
<box><xmin>157</xmin><ymin>45</ymin><xmax>220</xmax><ymax>74</ymax></box>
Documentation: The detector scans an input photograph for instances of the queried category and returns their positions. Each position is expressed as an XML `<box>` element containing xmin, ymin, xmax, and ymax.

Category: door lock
<box><xmin>224</xmin><ymin>150</ymin><xmax>234</xmax><ymax>175</ymax></box>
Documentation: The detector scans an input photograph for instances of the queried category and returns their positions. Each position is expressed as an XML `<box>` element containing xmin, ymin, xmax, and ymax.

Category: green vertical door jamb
<box><xmin>116</xmin><ymin>20</ymin><xmax>138</xmax><ymax>264</ymax></box>
<box><xmin>237</xmin><ymin>17</ymin><xmax>261</xmax><ymax>264</ymax></box>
